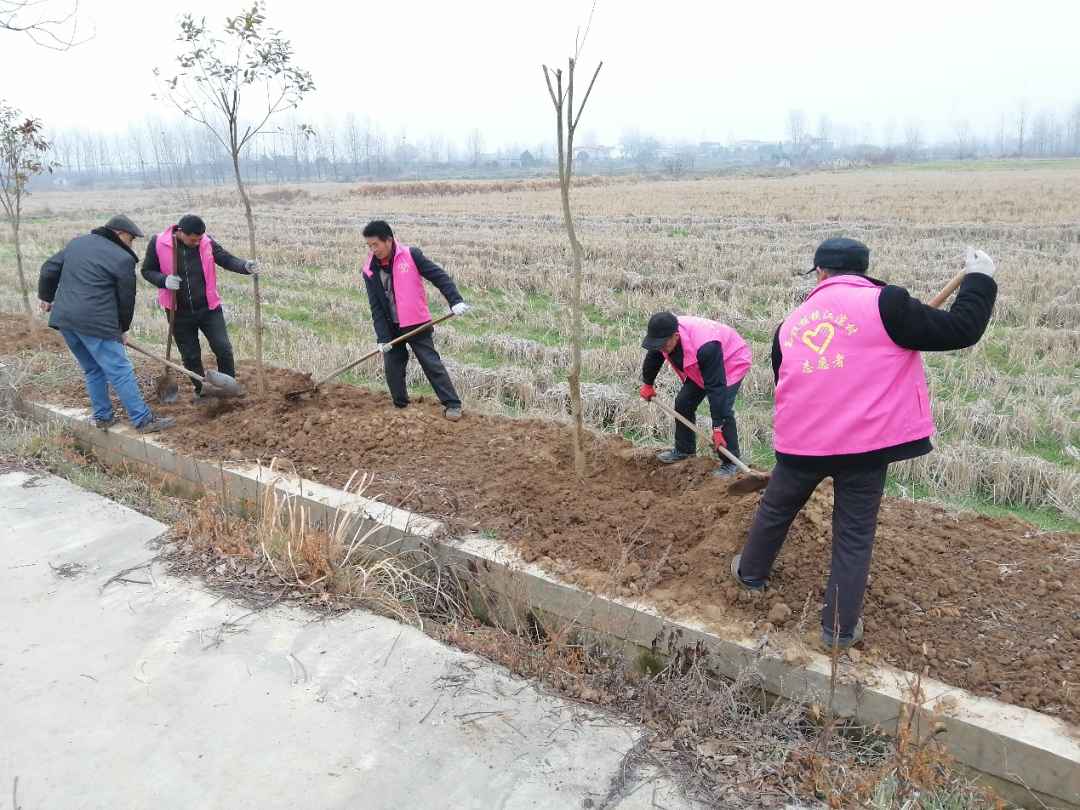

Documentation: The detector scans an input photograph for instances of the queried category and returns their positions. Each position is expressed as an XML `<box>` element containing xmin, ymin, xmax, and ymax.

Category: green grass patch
<box><xmin>885</xmin><ymin>478</ymin><xmax>1080</xmax><ymax>533</ymax></box>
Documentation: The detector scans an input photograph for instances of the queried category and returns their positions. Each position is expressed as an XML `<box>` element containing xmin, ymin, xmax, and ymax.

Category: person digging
<box><xmin>361</xmin><ymin>220</ymin><xmax>470</xmax><ymax>421</ymax></box>
<box><xmin>141</xmin><ymin>215</ymin><xmax>259</xmax><ymax>403</ymax></box>
<box><xmin>37</xmin><ymin>215</ymin><xmax>175</xmax><ymax>434</ymax></box>
<box><xmin>731</xmin><ymin>238</ymin><xmax>998</xmax><ymax>650</ymax></box>
<box><xmin>639</xmin><ymin>312</ymin><xmax>752</xmax><ymax>476</ymax></box>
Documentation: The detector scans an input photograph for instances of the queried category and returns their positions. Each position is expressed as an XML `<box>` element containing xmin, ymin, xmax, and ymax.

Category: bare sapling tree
<box><xmin>154</xmin><ymin>1</ymin><xmax>314</xmax><ymax>395</ymax></box>
<box><xmin>0</xmin><ymin>102</ymin><xmax>58</xmax><ymax>326</ymax></box>
<box><xmin>1</xmin><ymin>0</ymin><xmax>90</xmax><ymax>48</ymax></box>
<box><xmin>542</xmin><ymin>24</ymin><xmax>602</xmax><ymax>481</ymax></box>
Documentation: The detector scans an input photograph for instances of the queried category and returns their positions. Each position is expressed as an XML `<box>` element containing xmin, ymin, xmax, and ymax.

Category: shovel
<box><xmin>649</xmin><ymin>397</ymin><xmax>770</xmax><ymax>495</ymax></box>
<box><xmin>127</xmin><ymin>340</ymin><xmax>245</xmax><ymax>398</ymax></box>
<box><xmin>154</xmin><ymin>290</ymin><xmax>181</xmax><ymax>404</ymax></box>
<box><xmin>285</xmin><ymin>312</ymin><xmax>457</xmax><ymax>400</ymax></box>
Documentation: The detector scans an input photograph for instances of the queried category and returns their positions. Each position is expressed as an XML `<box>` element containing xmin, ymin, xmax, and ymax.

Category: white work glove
<box><xmin>165</xmin><ymin>275</ymin><xmax>181</xmax><ymax>290</ymax></box>
<box><xmin>451</xmin><ymin>302</ymin><xmax>470</xmax><ymax>316</ymax></box>
<box><xmin>246</xmin><ymin>259</ymin><xmax>262</xmax><ymax>275</ymax></box>
<box><xmin>377</xmin><ymin>343</ymin><xmax>393</xmax><ymax>354</ymax></box>
<box><xmin>964</xmin><ymin>247</ymin><xmax>995</xmax><ymax>278</ymax></box>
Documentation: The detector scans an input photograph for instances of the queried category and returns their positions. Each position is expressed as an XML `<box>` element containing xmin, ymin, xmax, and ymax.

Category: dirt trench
<box><xmin>8</xmin><ymin>325</ymin><xmax>1079</xmax><ymax>727</ymax></box>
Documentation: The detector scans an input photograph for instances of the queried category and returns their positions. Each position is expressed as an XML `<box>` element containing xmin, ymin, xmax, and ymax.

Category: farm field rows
<box><xmin>2</xmin><ymin>169</ymin><xmax>1079</xmax><ymax>724</ymax></box>
<box><xmin>4</xmin><ymin>168</ymin><xmax>1078</xmax><ymax>524</ymax></box>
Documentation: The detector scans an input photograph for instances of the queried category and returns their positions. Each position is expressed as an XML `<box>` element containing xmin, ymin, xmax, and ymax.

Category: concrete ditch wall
<box><xmin>14</xmin><ymin>396</ymin><xmax>1080</xmax><ymax>809</ymax></box>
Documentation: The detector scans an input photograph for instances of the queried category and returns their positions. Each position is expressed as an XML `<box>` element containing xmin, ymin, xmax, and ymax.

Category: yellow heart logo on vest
<box><xmin>802</xmin><ymin>322</ymin><xmax>835</xmax><ymax>355</ymax></box>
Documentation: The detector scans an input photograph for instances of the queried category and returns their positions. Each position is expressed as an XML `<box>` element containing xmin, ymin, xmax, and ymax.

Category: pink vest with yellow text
<box><xmin>773</xmin><ymin>275</ymin><xmax>934</xmax><ymax>456</ymax></box>
<box><xmin>663</xmin><ymin>316</ymin><xmax>752</xmax><ymax>389</ymax></box>
<box><xmin>362</xmin><ymin>243</ymin><xmax>431</xmax><ymax>328</ymax></box>
<box><xmin>154</xmin><ymin>229</ymin><xmax>218</xmax><ymax>309</ymax></box>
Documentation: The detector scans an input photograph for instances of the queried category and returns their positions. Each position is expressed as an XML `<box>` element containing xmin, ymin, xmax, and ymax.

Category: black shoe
<box><xmin>714</xmin><ymin>461</ymin><xmax>739</xmax><ymax>477</ymax></box>
<box><xmin>657</xmin><ymin>449</ymin><xmax>692</xmax><ymax>464</ymax></box>
<box><xmin>135</xmin><ymin>413</ymin><xmax>176</xmax><ymax>434</ymax></box>
<box><xmin>730</xmin><ymin>554</ymin><xmax>765</xmax><ymax>591</ymax></box>
<box><xmin>91</xmin><ymin>413</ymin><xmax>121</xmax><ymax>431</ymax></box>
<box><xmin>822</xmin><ymin>619</ymin><xmax>865</xmax><ymax>649</ymax></box>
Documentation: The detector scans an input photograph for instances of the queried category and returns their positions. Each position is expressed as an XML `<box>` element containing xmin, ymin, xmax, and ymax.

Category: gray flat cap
<box><xmin>103</xmin><ymin>214</ymin><xmax>144</xmax><ymax>238</ymax></box>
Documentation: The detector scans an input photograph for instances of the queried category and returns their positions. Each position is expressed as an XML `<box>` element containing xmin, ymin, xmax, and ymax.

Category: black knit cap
<box><xmin>806</xmin><ymin>237</ymin><xmax>870</xmax><ymax>273</ymax></box>
<box><xmin>641</xmin><ymin>311</ymin><xmax>679</xmax><ymax>350</ymax></box>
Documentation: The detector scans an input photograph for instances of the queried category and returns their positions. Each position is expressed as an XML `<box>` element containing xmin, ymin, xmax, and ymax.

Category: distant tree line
<box><xmin>29</xmin><ymin>96</ymin><xmax>1080</xmax><ymax>192</ymax></box>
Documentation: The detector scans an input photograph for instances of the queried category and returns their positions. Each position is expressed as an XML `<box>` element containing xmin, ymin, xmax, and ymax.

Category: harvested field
<box><xmin>3</xmin><ymin>168</ymin><xmax>1079</xmax><ymax>734</ymax></box>
<box><xmin>9</xmin><ymin>318</ymin><xmax>1077</xmax><ymax>727</ymax></box>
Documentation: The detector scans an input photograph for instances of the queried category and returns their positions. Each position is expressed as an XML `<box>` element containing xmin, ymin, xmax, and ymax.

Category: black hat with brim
<box><xmin>642</xmin><ymin>311</ymin><xmax>679</xmax><ymax>350</ymax></box>
<box><xmin>104</xmin><ymin>214</ymin><xmax>145</xmax><ymax>238</ymax></box>
<box><xmin>806</xmin><ymin>237</ymin><xmax>869</xmax><ymax>273</ymax></box>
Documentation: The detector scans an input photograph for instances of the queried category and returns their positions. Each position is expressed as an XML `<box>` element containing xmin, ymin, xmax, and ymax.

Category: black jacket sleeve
<box><xmin>771</xmin><ymin>326</ymin><xmax>782</xmax><ymax>385</ymax></box>
<box><xmin>695</xmin><ymin>341</ymin><xmax>729</xmax><ymax>428</ymax></box>
<box><xmin>642</xmin><ymin>350</ymin><xmax>665</xmax><ymax>385</ymax></box>
<box><xmin>879</xmin><ymin>273</ymin><xmax>997</xmax><ymax>352</ymax></box>
<box><xmin>116</xmin><ymin>260</ymin><xmax>136</xmax><ymax>333</ymax></box>
<box><xmin>211</xmin><ymin>239</ymin><xmax>251</xmax><ymax>275</ymax></box>
<box><xmin>141</xmin><ymin>236</ymin><xmax>167</xmax><ymax>288</ymax></box>
<box><xmin>363</xmin><ymin>272</ymin><xmax>393</xmax><ymax>344</ymax></box>
<box><xmin>38</xmin><ymin>248</ymin><xmax>66</xmax><ymax>302</ymax></box>
<box><xmin>410</xmin><ymin>247</ymin><xmax>463</xmax><ymax>308</ymax></box>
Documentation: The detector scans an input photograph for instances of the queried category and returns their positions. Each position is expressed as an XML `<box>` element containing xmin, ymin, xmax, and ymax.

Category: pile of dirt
<box><xmin>9</xmin><ymin>327</ymin><xmax>1079</xmax><ymax>726</ymax></box>
<box><xmin>0</xmin><ymin>317</ymin><xmax>67</xmax><ymax>355</ymax></box>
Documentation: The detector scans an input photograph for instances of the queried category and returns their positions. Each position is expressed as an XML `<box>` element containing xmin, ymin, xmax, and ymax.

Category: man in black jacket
<box><xmin>38</xmin><ymin>215</ymin><xmax>175</xmax><ymax>434</ymax></box>
<box><xmin>361</xmin><ymin>220</ymin><xmax>469</xmax><ymax>421</ymax></box>
<box><xmin>141</xmin><ymin>214</ymin><xmax>258</xmax><ymax>399</ymax></box>
<box><xmin>731</xmin><ymin>238</ymin><xmax>998</xmax><ymax>649</ymax></box>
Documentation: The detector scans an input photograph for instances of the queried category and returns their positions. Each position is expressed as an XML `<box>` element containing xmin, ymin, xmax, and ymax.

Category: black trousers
<box><xmin>738</xmin><ymin>459</ymin><xmax>888</xmax><ymax>635</ymax></box>
<box><xmin>383</xmin><ymin>323</ymin><xmax>460</xmax><ymax>409</ymax></box>
<box><xmin>673</xmin><ymin>378</ymin><xmax>742</xmax><ymax>457</ymax></box>
<box><xmin>163</xmin><ymin>306</ymin><xmax>234</xmax><ymax>393</ymax></box>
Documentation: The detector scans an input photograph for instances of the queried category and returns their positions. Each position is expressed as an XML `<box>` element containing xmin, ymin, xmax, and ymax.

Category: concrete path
<box><xmin>0</xmin><ymin>469</ymin><xmax>692</xmax><ymax>810</ymax></box>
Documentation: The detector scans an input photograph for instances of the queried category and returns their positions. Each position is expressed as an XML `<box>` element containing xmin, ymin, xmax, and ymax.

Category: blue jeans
<box><xmin>60</xmin><ymin>329</ymin><xmax>151</xmax><ymax>427</ymax></box>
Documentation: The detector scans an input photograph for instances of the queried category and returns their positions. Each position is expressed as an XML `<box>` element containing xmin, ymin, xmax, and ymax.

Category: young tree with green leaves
<box><xmin>542</xmin><ymin>30</ymin><xmax>602</xmax><ymax>480</ymax></box>
<box><xmin>0</xmin><ymin>102</ymin><xmax>58</xmax><ymax>325</ymax></box>
<box><xmin>154</xmin><ymin>1</ymin><xmax>314</xmax><ymax>395</ymax></box>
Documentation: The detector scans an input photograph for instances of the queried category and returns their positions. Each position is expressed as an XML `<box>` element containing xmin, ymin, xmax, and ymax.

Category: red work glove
<box><xmin>713</xmin><ymin>429</ymin><xmax>727</xmax><ymax>450</ymax></box>
<box><xmin>639</xmin><ymin>384</ymin><xmax>657</xmax><ymax>401</ymax></box>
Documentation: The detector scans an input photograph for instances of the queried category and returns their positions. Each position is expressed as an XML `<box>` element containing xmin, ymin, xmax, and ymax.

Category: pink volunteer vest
<box><xmin>154</xmin><ymin>229</ymin><xmax>219</xmax><ymax>309</ymax></box>
<box><xmin>774</xmin><ymin>275</ymin><xmax>934</xmax><ymax>456</ymax></box>
<box><xmin>663</xmin><ymin>316</ymin><xmax>752</xmax><ymax>388</ymax></box>
<box><xmin>362</xmin><ymin>243</ymin><xmax>431</xmax><ymax>328</ymax></box>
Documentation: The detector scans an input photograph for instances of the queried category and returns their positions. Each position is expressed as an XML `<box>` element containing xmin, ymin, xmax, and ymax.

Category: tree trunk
<box><xmin>231</xmin><ymin>148</ymin><xmax>264</xmax><ymax>395</ymax></box>
<box><xmin>557</xmin><ymin>179</ymin><xmax>586</xmax><ymax>481</ymax></box>
<box><xmin>11</xmin><ymin>219</ymin><xmax>34</xmax><ymax>329</ymax></box>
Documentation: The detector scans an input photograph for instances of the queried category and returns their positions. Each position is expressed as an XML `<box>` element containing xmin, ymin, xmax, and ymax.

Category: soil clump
<box><xmin>7</xmin><ymin>325</ymin><xmax>1078</xmax><ymax>726</ymax></box>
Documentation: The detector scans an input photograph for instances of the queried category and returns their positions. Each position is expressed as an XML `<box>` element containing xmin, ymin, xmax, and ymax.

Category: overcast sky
<box><xmin>4</xmin><ymin>0</ymin><xmax>1079</xmax><ymax>149</ymax></box>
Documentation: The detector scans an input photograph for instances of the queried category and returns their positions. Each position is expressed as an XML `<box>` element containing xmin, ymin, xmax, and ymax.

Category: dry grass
<box><xmin>174</xmin><ymin>463</ymin><xmax>465</xmax><ymax>627</ymax></box>
<box><xmin>3</xmin><ymin>167</ymin><xmax>1078</xmax><ymax>521</ymax></box>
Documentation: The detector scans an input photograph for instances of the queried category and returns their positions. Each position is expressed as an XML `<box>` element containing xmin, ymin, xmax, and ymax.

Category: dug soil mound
<box><xmin>9</xmin><ymin>328</ymin><xmax>1079</xmax><ymax>726</ymax></box>
<box><xmin>0</xmin><ymin>317</ymin><xmax>67</xmax><ymax>355</ymax></box>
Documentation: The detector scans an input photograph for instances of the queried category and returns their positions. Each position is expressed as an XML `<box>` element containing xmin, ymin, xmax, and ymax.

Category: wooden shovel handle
<box><xmin>165</xmin><ymin>232</ymin><xmax>180</xmax><ymax>361</ymax></box>
<box><xmin>311</xmin><ymin>312</ymin><xmax>457</xmax><ymax>390</ymax></box>
<box><xmin>650</xmin><ymin>397</ymin><xmax>754</xmax><ymax>475</ymax></box>
<box><xmin>928</xmin><ymin>269</ymin><xmax>966</xmax><ymax>309</ymax></box>
<box><xmin>127</xmin><ymin>340</ymin><xmax>205</xmax><ymax>383</ymax></box>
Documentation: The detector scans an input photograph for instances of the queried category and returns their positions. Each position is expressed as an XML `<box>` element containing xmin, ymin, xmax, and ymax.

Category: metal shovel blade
<box><xmin>726</xmin><ymin>473</ymin><xmax>770</xmax><ymax>496</ymax></box>
<box><xmin>154</xmin><ymin>371</ymin><xmax>180</xmax><ymax>404</ymax></box>
<box><xmin>203</xmin><ymin>369</ymin><xmax>245</xmax><ymax>398</ymax></box>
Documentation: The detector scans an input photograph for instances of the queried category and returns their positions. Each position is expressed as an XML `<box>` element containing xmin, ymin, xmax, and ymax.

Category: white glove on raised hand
<box><xmin>451</xmin><ymin>302</ymin><xmax>470</xmax><ymax>316</ymax></box>
<box><xmin>964</xmin><ymin>247</ymin><xmax>995</xmax><ymax>278</ymax></box>
<box><xmin>165</xmin><ymin>275</ymin><xmax>181</xmax><ymax>290</ymax></box>
<box><xmin>246</xmin><ymin>259</ymin><xmax>262</xmax><ymax>275</ymax></box>
<box><xmin>377</xmin><ymin>343</ymin><xmax>393</xmax><ymax>354</ymax></box>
